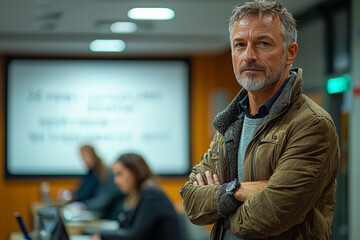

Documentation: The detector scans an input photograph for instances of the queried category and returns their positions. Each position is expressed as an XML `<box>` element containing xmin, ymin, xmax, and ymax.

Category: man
<box><xmin>180</xmin><ymin>1</ymin><xmax>340</xmax><ymax>239</ymax></box>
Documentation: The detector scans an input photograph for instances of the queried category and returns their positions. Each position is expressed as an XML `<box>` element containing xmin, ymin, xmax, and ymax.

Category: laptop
<box><xmin>37</xmin><ymin>206</ymin><xmax>90</xmax><ymax>240</ymax></box>
<box><xmin>40</xmin><ymin>181</ymin><xmax>96</xmax><ymax>222</ymax></box>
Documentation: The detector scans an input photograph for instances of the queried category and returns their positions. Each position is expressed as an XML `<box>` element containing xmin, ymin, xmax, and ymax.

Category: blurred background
<box><xmin>0</xmin><ymin>0</ymin><xmax>359</xmax><ymax>239</ymax></box>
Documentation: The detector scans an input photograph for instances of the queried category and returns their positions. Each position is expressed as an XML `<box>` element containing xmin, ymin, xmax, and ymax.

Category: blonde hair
<box><xmin>80</xmin><ymin>145</ymin><xmax>107</xmax><ymax>182</ymax></box>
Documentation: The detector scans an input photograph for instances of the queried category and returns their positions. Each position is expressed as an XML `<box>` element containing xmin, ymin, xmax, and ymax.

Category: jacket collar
<box><xmin>213</xmin><ymin>68</ymin><xmax>303</xmax><ymax>135</ymax></box>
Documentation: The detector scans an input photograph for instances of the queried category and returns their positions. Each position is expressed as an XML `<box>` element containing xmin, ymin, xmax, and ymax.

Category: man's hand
<box><xmin>234</xmin><ymin>180</ymin><xmax>268</xmax><ymax>202</ymax></box>
<box><xmin>193</xmin><ymin>170</ymin><xmax>221</xmax><ymax>185</ymax></box>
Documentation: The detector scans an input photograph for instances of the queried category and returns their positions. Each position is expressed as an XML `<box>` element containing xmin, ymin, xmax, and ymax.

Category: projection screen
<box><xmin>5</xmin><ymin>58</ymin><xmax>190</xmax><ymax>177</ymax></box>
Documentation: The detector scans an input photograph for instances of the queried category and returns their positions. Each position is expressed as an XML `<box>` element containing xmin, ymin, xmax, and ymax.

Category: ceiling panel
<box><xmin>0</xmin><ymin>0</ymin><xmax>329</xmax><ymax>56</ymax></box>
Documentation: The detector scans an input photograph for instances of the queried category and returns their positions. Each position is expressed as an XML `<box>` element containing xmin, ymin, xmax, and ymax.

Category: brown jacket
<box><xmin>180</xmin><ymin>68</ymin><xmax>340</xmax><ymax>239</ymax></box>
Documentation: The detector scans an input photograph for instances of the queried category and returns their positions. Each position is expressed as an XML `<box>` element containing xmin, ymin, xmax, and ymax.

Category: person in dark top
<box><xmin>90</xmin><ymin>153</ymin><xmax>182</xmax><ymax>240</ymax></box>
<box><xmin>73</xmin><ymin>144</ymin><xmax>109</xmax><ymax>201</ymax></box>
<box><xmin>68</xmin><ymin>145</ymin><xmax>125</xmax><ymax>219</ymax></box>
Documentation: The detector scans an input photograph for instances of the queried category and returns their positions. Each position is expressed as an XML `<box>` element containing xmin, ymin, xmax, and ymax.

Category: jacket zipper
<box><xmin>248</xmin><ymin>106</ymin><xmax>289</xmax><ymax>181</ymax></box>
<box><xmin>250</xmin><ymin>140</ymin><xmax>260</xmax><ymax>181</ymax></box>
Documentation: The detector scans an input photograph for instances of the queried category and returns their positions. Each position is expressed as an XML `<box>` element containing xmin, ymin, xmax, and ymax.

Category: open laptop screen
<box><xmin>38</xmin><ymin>206</ymin><xmax>69</xmax><ymax>240</ymax></box>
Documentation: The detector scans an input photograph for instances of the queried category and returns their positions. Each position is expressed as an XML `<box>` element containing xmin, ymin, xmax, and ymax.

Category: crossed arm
<box><xmin>193</xmin><ymin>170</ymin><xmax>268</xmax><ymax>202</ymax></box>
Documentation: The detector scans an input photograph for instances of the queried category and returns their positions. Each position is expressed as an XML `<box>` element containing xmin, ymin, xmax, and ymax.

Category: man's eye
<box><xmin>234</xmin><ymin>43</ymin><xmax>244</xmax><ymax>48</ymax></box>
<box><xmin>259</xmin><ymin>42</ymin><xmax>270</xmax><ymax>46</ymax></box>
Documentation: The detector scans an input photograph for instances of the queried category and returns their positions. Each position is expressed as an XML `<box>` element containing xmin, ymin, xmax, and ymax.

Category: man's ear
<box><xmin>286</xmin><ymin>42</ymin><xmax>298</xmax><ymax>65</ymax></box>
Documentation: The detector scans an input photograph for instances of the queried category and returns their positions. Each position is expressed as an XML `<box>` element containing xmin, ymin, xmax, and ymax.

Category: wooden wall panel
<box><xmin>0</xmin><ymin>51</ymin><xmax>238</xmax><ymax>239</ymax></box>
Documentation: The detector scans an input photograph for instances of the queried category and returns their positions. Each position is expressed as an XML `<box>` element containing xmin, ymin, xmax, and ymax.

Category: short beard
<box><xmin>235</xmin><ymin>54</ymin><xmax>286</xmax><ymax>92</ymax></box>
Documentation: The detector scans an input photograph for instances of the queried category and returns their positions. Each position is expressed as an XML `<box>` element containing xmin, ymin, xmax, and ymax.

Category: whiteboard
<box><xmin>6</xmin><ymin>59</ymin><xmax>190</xmax><ymax>177</ymax></box>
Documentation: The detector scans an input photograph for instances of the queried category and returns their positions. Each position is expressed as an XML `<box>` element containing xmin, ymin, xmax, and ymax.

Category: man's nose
<box><xmin>244</xmin><ymin>45</ymin><xmax>257</xmax><ymax>63</ymax></box>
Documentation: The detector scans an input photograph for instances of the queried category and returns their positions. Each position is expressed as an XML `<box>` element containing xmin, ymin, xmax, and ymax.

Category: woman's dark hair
<box><xmin>116</xmin><ymin>153</ymin><xmax>154</xmax><ymax>191</ymax></box>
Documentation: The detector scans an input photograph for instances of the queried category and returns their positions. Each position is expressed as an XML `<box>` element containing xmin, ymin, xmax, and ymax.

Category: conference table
<box><xmin>10</xmin><ymin>202</ymin><xmax>118</xmax><ymax>240</ymax></box>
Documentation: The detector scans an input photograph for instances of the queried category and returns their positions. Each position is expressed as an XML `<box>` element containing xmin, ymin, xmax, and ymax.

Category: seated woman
<box><xmin>67</xmin><ymin>145</ymin><xmax>125</xmax><ymax>219</ymax></box>
<box><xmin>91</xmin><ymin>153</ymin><xmax>182</xmax><ymax>240</ymax></box>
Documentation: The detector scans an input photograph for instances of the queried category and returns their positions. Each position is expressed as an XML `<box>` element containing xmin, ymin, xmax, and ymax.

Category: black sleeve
<box><xmin>100</xmin><ymin>189</ymin><xmax>162</xmax><ymax>240</ymax></box>
<box><xmin>74</xmin><ymin>171</ymin><xmax>99</xmax><ymax>201</ymax></box>
<box><xmin>83</xmin><ymin>172</ymin><xmax>124</xmax><ymax>212</ymax></box>
<box><xmin>217</xmin><ymin>183</ymin><xmax>242</xmax><ymax>217</ymax></box>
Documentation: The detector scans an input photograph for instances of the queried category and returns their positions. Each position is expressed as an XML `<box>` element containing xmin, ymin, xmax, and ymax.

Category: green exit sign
<box><xmin>326</xmin><ymin>75</ymin><xmax>352</xmax><ymax>94</ymax></box>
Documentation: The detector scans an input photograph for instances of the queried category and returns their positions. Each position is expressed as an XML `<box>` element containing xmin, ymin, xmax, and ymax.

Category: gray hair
<box><xmin>229</xmin><ymin>0</ymin><xmax>297</xmax><ymax>51</ymax></box>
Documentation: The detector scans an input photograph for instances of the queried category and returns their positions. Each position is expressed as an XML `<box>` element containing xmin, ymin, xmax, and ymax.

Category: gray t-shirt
<box><xmin>238</xmin><ymin>115</ymin><xmax>270</xmax><ymax>181</ymax></box>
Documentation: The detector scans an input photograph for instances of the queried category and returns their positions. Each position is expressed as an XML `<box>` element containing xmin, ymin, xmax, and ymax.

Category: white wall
<box><xmin>349</xmin><ymin>0</ymin><xmax>360</xmax><ymax>239</ymax></box>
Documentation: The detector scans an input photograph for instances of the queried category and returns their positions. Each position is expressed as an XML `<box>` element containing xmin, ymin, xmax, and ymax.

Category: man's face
<box><xmin>231</xmin><ymin>14</ymin><xmax>287</xmax><ymax>92</ymax></box>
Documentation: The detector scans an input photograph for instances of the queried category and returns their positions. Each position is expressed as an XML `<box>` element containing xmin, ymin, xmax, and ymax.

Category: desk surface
<box><xmin>9</xmin><ymin>232</ymin><xmax>23</xmax><ymax>240</ymax></box>
<box><xmin>24</xmin><ymin>202</ymin><xmax>118</xmax><ymax>240</ymax></box>
<box><xmin>66</xmin><ymin>219</ymin><xmax>118</xmax><ymax>235</ymax></box>
<box><xmin>10</xmin><ymin>219</ymin><xmax>118</xmax><ymax>240</ymax></box>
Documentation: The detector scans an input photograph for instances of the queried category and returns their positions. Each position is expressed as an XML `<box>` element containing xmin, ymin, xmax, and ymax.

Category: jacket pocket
<box><xmin>253</xmin><ymin>130</ymin><xmax>287</xmax><ymax>180</ymax></box>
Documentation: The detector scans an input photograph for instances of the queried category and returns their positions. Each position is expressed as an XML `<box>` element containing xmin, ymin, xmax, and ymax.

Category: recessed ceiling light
<box><xmin>89</xmin><ymin>39</ymin><xmax>126</xmax><ymax>52</ymax></box>
<box><xmin>110</xmin><ymin>22</ymin><xmax>137</xmax><ymax>33</ymax></box>
<box><xmin>127</xmin><ymin>8</ymin><xmax>175</xmax><ymax>20</ymax></box>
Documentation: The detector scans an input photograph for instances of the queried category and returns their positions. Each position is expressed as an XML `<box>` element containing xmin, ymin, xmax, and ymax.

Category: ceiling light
<box><xmin>128</xmin><ymin>8</ymin><xmax>175</xmax><ymax>20</ymax></box>
<box><xmin>89</xmin><ymin>39</ymin><xmax>126</xmax><ymax>52</ymax></box>
<box><xmin>110</xmin><ymin>22</ymin><xmax>137</xmax><ymax>33</ymax></box>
